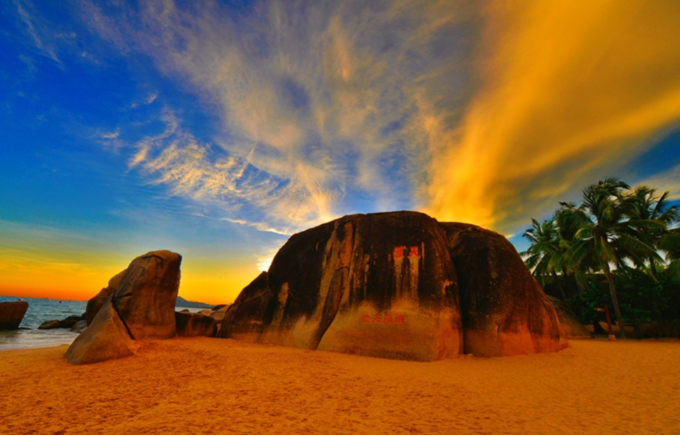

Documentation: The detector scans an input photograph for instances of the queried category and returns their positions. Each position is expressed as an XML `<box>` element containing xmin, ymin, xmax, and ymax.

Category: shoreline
<box><xmin>2</xmin><ymin>337</ymin><xmax>679</xmax><ymax>434</ymax></box>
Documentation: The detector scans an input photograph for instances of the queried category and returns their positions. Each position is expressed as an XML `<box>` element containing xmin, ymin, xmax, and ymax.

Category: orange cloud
<box><xmin>424</xmin><ymin>0</ymin><xmax>680</xmax><ymax>233</ymax></box>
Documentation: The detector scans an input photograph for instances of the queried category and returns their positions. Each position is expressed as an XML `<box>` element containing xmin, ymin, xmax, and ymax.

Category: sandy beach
<box><xmin>1</xmin><ymin>338</ymin><xmax>679</xmax><ymax>435</ymax></box>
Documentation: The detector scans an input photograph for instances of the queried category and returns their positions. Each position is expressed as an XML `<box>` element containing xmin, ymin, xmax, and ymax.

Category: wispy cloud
<box><xmin>130</xmin><ymin>92</ymin><xmax>158</xmax><ymax>108</ymax></box>
<box><xmin>424</xmin><ymin>1</ymin><xmax>680</xmax><ymax>232</ymax></box>
<box><xmin>14</xmin><ymin>0</ymin><xmax>61</xmax><ymax>63</ymax></box>
<box><xmin>127</xmin><ymin>109</ymin><xmax>339</xmax><ymax>232</ymax></box>
<box><xmin>639</xmin><ymin>164</ymin><xmax>680</xmax><ymax>201</ymax></box>
<box><xmin>80</xmin><ymin>0</ymin><xmax>680</xmax><ymax>236</ymax></box>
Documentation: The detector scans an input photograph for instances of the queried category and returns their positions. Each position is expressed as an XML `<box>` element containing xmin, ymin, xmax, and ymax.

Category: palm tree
<box><xmin>553</xmin><ymin>202</ymin><xmax>594</xmax><ymax>294</ymax></box>
<box><xmin>660</xmin><ymin>229</ymin><xmax>680</xmax><ymax>282</ymax></box>
<box><xmin>566</xmin><ymin>178</ymin><xmax>663</xmax><ymax>339</ymax></box>
<box><xmin>522</xmin><ymin>218</ymin><xmax>568</xmax><ymax>300</ymax></box>
<box><xmin>625</xmin><ymin>186</ymin><xmax>678</xmax><ymax>278</ymax></box>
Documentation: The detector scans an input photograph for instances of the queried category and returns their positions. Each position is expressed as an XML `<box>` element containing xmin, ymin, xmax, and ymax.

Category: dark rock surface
<box><xmin>220</xmin><ymin>212</ymin><xmax>568</xmax><ymax>360</ymax></box>
<box><xmin>175</xmin><ymin>311</ymin><xmax>216</xmax><ymax>337</ymax></box>
<box><xmin>113</xmin><ymin>250</ymin><xmax>182</xmax><ymax>340</ymax></box>
<box><xmin>86</xmin><ymin>270</ymin><xmax>126</xmax><ymax>325</ymax></box>
<box><xmin>220</xmin><ymin>212</ymin><xmax>463</xmax><ymax>361</ymax></box>
<box><xmin>547</xmin><ymin>296</ymin><xmax>590</xmax><ymax>338</ymax></box>
<box><xmin>38</xmin><ymin>320</ymin><xmax>62</xmax><ymax>330</ymax></box>
<box><xmin>0</xmin><ymin>301</ymin><xmax>29</xmax><ymax>330</ymax></box>
<box><xmin>65</xmin><ymin>297</ymin><xmax>136</xmax><ymax>365</ymax></box>
<box><xmin>70</xmin><ymin>319</ymin><xmax>88</xmax><ymax>333</ymax></box>
<box><xmin>441</xmin><ymin>223</ymin><xmax>568</xmax><ymax>357</ymax></box>
<box><xmin>38</xmin><ymin>315</ymin><xmax>85</xmax><ymax>330</ymax></box>
<box><xmin>219</xmin><ymin>272</ymin><xmax>272</xmax><ymax>340</ymax></box>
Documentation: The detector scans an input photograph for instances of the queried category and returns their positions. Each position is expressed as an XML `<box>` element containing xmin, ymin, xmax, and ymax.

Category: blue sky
<box><xmin>1</xmin><ymin>0</ymin><xmax>679</xmax><ymax>302</ymax></box>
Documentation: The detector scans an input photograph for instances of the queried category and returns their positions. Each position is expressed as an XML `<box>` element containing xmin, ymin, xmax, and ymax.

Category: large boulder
<box><xmin>0</xmin><ymin>301</ymin><xmax>29</xmax><ymax>330</ymax></box>
<box><xmin>547</xmin><ymin>296</ymin><xmax>590</xmax><ymax>338</ymax></box>
<box><xmin>65</xmin><ymin>297</ymin><xmax>136</xmax><ymax>365</ymax></box>
<box><xmin>175</xmin><ymin>312</ymin><xmax>216</xmax><ymax>337</ymax></box>
<box><xmin>86</xmin><ymin>270</ymin><xmax>126</xmax><ymax>325</ymax></box>
<box><xmin>65</xmin><ymin>250</ymin><xmax>182</xmax><ymax>365</ymax></box>
<box><xmin>220</xmin><ymin>212</ymin><xmax>463</xmax><ymax>361</ymax></box>
<box><xmin>441</xmin><ymin>223</ymin><xmax>568</xmax><ymax>357</ymax></box>
<box><xmin>221</xmin><ymin>212</ymin><xmax>569</xmax><ymax>360</ymax></box>
<box><xmin>113</xmin><ymin>250</ymin><xmax>182</xmax><ymax>340</ymax></box>
<box><xmin>219</xmin><ymin>272</ymin><xmax>272</xmax><ymax>339</ymax></box>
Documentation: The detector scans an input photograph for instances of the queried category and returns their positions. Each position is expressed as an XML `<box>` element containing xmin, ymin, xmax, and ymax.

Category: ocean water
<box><xmin>0</xmin><ymin>296</ymin><xmax>88</xmax><ymax>351</ymax></box>
<box><xmin>0</xmin><ymin>295</ymin><xmax>208</xmax><ymax>351</ymax></box>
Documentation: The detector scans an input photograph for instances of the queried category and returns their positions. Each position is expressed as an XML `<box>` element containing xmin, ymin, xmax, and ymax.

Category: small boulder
<box><xmin>113</xmin><ymin>250</ymin><xmax>182</xmax><ymax>340</ymax></box>
<box><xmin>86</xmin><ymin>270</ymin><xmax>126</xmax><ymax>325</ymax></box>
<box><xmin>38</xmin><ymin>315</ymin><xmax>84</xmax><ymax>330</ymax></box>
<box><xmin>60</xmin><ymin>315</ymin><xmax>84</xmax><ymax>328</ymax></box>
<box><xmin>210</xmin><ymin>305</ymin><xmax>230</xmax><ymax>324</ymax></box>
<box><xmin>0</xmin><ymin>301</ymin><xmax>29</xmax><ymax>330</ymax></box>
<box><xmin>175</xmin><ymin>311</ymin><xmax>216</xmax><ymax>337</ymax></box>
<box><xmin>38</xmin><ymin>320</ymin><xmax>62</xmax><ymax>330</ymax></box>
<box><xmin>65</xmin><ymin>297</ymin><xmax>136</xmax><ymax>365</ymax></box>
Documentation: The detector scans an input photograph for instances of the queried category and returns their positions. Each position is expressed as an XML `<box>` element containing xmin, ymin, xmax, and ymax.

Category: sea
<box><xmin>0</xmin><ymin>296</ymin><xmax>204</xmax><ymax>351</ymax></box>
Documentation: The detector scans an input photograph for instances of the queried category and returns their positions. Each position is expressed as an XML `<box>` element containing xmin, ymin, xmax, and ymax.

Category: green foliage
<box><xmin>568</xmin><ymin>272</ymin><xmax>672</xmax><ymax>325</ymax></box>
<box><xmin>523</xmin><ymin>178</ymin><xmax>679</xmax><ymax>328</ymax></box>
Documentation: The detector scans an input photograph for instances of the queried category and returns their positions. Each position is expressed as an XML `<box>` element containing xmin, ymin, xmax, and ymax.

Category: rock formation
<box><xmin>547</xmin><ymin>296</ymin><xmax>590</xmax><ymax>338</ymax></box>
<box><xmin>70</xmin><ymin>319</ymin><xmax>88</xmax><ymax>333</ymax></box>
<box><xmin>175</xmin><ymin>312</ymin><xmax>216</xmax><ymax>337</ymax></box>
<box><xmin>86</xmin><ymin>270</ymin><xmax>125</xmax><ymax>325</ymax></box>
<box><xmin>0</xmin><ymin>301</ymin><xmax>29</xmax><ymax>330</ymax></box>
<box><xmin>220</xmin><ymin>212</ymin><xmax>464</xmax><ymax>361</ymax></box>
<box><xmin>39</xmin><ymin>314</ymin><xmax>84</xmax><ymax>330</ymax></box>
<box><xmin>65</xmin><ymin>297</ymin><xmax>136</xmax><ymax>365</ymax></box>
<box><xmin>65</xmin><ymin>250</ymin><xmax>182</xmax><ymax>364</ymax></box>
<box><xmin>113</xmin><ymin>250</ymin><xmax>181</xmax><ymax>339</ymax></box>
<box><xmin>210</xmin><ymin>305</ymin><xmax>230</xmax><ymax>332</ymax></box>
<box><xmin>220</xmin><ymin>211</ymin><xmax>568</xmax><ymax>360</ymax></box>
<box><xmin>441</xmin><ymin>223</ymin><xmax>568</xmax><ymax>357</ymax></box>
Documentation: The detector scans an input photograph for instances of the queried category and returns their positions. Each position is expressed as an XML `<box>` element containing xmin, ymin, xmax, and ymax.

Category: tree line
<box><xmin>521</xmin><ymin>178</ymin><xmax>679</xmax><ymax>339</ymax></box>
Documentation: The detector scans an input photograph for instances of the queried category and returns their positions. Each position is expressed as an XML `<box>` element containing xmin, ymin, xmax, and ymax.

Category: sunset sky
<box><xmin>1</xmin><ymin>0</ymin><xmax>679</xmax><ymax>304</ymax></box>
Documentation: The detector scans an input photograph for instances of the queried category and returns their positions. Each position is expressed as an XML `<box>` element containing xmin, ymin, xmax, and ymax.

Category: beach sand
<box><xmin>1</xmin><ymin>338</ymin><xmax>679</xmax><ymax>434</ymax></box>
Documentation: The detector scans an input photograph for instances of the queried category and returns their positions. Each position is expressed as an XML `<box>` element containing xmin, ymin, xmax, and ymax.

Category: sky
<box><xmin>1</xmin><ymin>0</ymin><xmax>679</xmax><ymax>304</ymax></box>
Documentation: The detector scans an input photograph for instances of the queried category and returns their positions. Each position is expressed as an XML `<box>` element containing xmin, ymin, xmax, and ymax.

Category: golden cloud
<box><xmin>424</xmin><ymin>0</ymin><xmax>680</xmax><ymax>233</ymax></box>
<box><xmin>85</xmin><ymin>0</ymin><xmax>680</xmax><ymax>236</ymax></box>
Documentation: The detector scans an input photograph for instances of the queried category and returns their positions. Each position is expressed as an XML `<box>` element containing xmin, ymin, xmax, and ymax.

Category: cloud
<box><xmin>80</xmin><ymin>0</ymin><xmax>680</xmax><ymax>237</ymax></box>
<box><xmin>639</xmin><ymin>164</ymin><xmax>680</xmax><ymax>201</ymax></box>
<box><xmin>130</xmin><ymin>92</ymin><xmax>158</xmax><ymax>108</ymax></box>
<box><xmin>97</xmin><ymin>129</ymin><xmax>120</xmax><ymax>140</ymax></box>
<box><xmin>424</xmin><ymin>1</ymin><xmax>680</xmax><ymax>233</ymax></box>
<box><xmin>127</xmin><ymin>109</ymin><xmax>340</xmax><ymax>233</ymax></box>
<box><xmin>14</xmin><ymin>0</ymin><xmax>61</xmax><ymax>63</ymax></box>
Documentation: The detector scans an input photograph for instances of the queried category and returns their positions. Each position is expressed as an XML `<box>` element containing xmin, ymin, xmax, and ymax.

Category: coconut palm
<box><xmin>566</xmin><ymin>178</ymin><xmax>663</xmax><ymax>339</ymax></box>
<box><xmin>521</xmin><ymin>218</ymin><xmax>568</xmax><ymax>300</ymax></box>
<box><xmin>625</xmin><ymin>186</ymin><xmax>678</xmax><ymax>278</ymax></box>
<box><xmin>660</xmin><ymin>229</ymin><xmax>680</xmax><ymax>282</ymax></box>
<box><xmin>553</xmin><ymin>202</ymin><xmax>594</xmax><ymax>293</ymax></box>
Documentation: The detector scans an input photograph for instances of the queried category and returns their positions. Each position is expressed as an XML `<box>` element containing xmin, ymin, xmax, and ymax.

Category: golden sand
<box><xmin>1</xmin><ymin>338</ymin><xmax>679</xmax><ymax>434</ymax></box>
